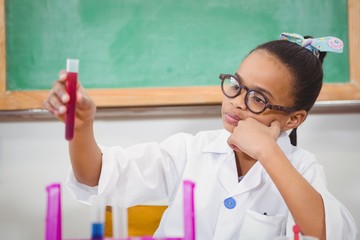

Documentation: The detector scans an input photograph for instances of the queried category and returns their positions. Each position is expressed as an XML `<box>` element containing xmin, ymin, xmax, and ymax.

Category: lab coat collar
<box><xmin>217</xmin><ymin>150</ymin><xmax>264</xmax><ymax>196</ymax></box>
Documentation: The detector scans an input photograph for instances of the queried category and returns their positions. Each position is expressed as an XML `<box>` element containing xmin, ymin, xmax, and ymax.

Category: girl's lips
<box><xmin>225</xmin><ymin>113</ymin><xmax>241</xmax><ymax>125</ymax></box>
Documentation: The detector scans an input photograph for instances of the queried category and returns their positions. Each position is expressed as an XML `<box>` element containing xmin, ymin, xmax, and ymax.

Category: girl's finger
<box><xmin>47</xmin><ymin>91</ymin><xmax>67</xmax><ymax>114</ymax></box>
<box><xmin>269</xmin><ymin>120</ymin><xmax>281</xmax><ymax>138</ymax></box>
<box><xmin>53</xmin><ymin>80</ymin><xmax>69</xmax><ymax>103</ymax></box>
<box><xmin>43</xmin><ymin>100</ymin><xmax>57</xmax><ymax>114</ymax></box>
<box><xmin>58</xmin><ymin>70</ymin><xmax>67</xmax><ymax>82</ymax></box>
<box><xmin>44</xmin><ymin>97</ymin><xmax>66</xmax><ymax>116</ymax></box>
<box><xmin>270</xmin><ymin>120</ymin><xmax>280</xmax><ymax>129</ymax></box>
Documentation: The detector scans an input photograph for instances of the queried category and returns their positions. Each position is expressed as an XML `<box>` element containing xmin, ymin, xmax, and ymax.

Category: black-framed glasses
<box><xmin>219</xmin><ymin>73</ymin><xmax>297</xmax><ymax>114</ymax></box>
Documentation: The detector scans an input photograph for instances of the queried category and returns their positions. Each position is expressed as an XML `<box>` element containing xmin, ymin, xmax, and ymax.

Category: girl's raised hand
<box><xmin>227</xmin><ymin>118</ymin><xmax>281</xmax><ymax>160</ymax></box>
<box><xmin>43</xmin><ymin>70</ymin><xmax>96</xmax><ymax>129</ymax></box>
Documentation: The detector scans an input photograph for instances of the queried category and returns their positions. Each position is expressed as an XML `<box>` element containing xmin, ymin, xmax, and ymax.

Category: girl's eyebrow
<box><xmin>235</xmin><ymin>72</ymin><xmax>275</xmax><ymax>99</ymax></box>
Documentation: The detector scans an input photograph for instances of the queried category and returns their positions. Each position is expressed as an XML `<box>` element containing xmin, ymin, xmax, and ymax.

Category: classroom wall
<box><xmin>0</xmin><ymin>111</ymin><xmax>359</xmax><ymax>239</ymax></box>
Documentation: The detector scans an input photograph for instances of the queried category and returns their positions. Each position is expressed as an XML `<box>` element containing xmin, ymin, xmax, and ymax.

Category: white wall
<box><xmin>0</xmin><ymin>110</ymin><xmax>359</xmax><ymax>239</ymax></box>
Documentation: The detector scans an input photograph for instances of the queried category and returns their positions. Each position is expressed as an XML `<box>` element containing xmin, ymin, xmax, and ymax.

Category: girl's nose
<box><xmin>231</xmin><ymin>91</ymin><xmax>247</xmax><ymax>110</ymax></box>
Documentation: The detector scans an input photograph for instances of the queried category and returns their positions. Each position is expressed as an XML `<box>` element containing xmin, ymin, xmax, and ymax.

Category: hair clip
<box><xmin>280</xmin><ymin>32</ymin><xmax>344</xmax><ymax>57</ymax></box>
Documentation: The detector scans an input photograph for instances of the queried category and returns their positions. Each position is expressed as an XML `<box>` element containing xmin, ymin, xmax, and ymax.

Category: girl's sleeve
<box><xmin>285</xmin><ymin>153</ymin><xmax>358</xmax><ymax>239</ymax></box>
<box><xmin>66</xmin><ymin>132</ymin><xmax>192</xmax><ymax>206</ymax></box>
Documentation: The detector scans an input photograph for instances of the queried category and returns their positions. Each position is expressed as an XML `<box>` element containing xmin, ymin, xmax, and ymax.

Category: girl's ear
<box><xmin>283</xmin><ymin>110</ymin><xmax>307</xmax><ymax>131</ymax></box>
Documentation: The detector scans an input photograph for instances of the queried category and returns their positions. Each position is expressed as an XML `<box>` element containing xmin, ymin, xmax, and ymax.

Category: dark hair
<box><xmin>251</xmin><ymin>36</ymin><xmax>327</xmax><ymax>146</ymax></box>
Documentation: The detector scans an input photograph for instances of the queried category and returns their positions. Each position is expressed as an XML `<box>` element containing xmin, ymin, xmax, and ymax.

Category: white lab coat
<box><xmin>67</xmin><ymin>129</ymin><xmax>358</xmax><ymax>240</ymax></box>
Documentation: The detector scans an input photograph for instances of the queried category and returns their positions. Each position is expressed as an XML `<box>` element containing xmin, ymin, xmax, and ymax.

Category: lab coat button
<box><xmin>224</xmin><ymin>197</ymin><xmax>236</xmax><ymax>209</ymax></box>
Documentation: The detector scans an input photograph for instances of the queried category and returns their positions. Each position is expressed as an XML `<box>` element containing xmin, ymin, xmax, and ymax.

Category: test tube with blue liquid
<box><xmin>91</xmin><ymin>196</ymin><xmax>105</xmax><ymax>240</ymax></box>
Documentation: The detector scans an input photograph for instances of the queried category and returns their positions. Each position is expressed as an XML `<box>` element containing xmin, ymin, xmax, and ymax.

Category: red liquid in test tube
<box><xmin>65</xmin><ymin>59</ymin><xmax>79</xmax><ymax>141</ymax></box>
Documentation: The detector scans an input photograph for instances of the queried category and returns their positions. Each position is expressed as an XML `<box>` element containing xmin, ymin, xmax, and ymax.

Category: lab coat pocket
<box><xmin>238</xmin><ymin>209</ymin><xmax>286</xmax><ymax>240</ymax></box>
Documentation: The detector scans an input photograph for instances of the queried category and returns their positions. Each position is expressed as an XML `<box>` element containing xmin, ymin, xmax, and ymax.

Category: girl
<box><xmin>44</xmin><ymin>33</ymin><xmax>357</xmax><ymax>240</ymax></box>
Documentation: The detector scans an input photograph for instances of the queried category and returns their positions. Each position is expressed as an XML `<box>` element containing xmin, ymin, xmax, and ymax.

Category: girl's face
<box><xmin>222</xmin><ymin>50</ymin><xmax>296</xmax><ymax>133</ymax></box>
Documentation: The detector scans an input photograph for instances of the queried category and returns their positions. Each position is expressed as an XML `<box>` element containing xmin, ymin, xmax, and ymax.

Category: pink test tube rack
<box><xmin>183</xmin><ymin>180</ymin><xmax>195</xmax><ymax>240</ymax></box>
<box><xmin>45</xmin><ymin>183</ymin><xmax>62</xmax><ymax>240</ymax></box>
<box><xmin>45</xmin><ymin>180</ymin><xmax>196</xmax><ymax>240</ymax></box>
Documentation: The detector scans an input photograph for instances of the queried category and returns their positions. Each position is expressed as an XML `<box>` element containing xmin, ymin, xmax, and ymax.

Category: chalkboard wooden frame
<box><xmin>0</xmin><ymin>0</ymin><xmax>359</xmax><ymax>111</ymax></box>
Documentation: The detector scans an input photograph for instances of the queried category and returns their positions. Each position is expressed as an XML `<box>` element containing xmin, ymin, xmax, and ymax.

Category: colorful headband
<box><xmin>279</xmin><ymin>32</ymin><xmax>344</xmax><ymax>57</ymax></box>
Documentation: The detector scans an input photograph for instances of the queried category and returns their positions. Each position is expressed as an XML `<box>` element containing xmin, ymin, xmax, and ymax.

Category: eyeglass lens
<box><xmin>222</xmin><ymin>76</ymin><xmax>268</xmax><ymax>113</ymax></box>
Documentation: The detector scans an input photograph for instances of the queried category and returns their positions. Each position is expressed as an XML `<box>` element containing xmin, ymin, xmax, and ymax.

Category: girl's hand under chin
<box><xmin>227</xmin><ymin>118</ymin><xmax>281</xmax><ymax>160</ymax></box>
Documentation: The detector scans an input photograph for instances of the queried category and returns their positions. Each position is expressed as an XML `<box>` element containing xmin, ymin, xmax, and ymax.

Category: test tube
<box><xmin>112</xmin><ymin>196</ymin><xmax>128</xmax><ymax>239</ymax></box>
<box><xmin>65</xmin><ymin>58</ymin><xmax>79</xmax><ymax>141</ymax></box>
<box><xmin>45</xmin><ymin>183</ymin><xmax>62</xmax><ymax>240</ymax></box>
<box><xmin>183</xmin><ymin>180</ymin><xmax>195</xmax><ymax>240</ymax></box>
<box><xmin>91</xmin><ymin>196</ymin><xmax>105</xmax><ymax>240</ymax></box>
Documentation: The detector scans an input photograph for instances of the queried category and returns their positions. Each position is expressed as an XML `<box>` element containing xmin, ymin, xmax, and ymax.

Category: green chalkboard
<box><xmin>5</xmin><ymin>0</ymin><xmax>349</xmax><ymax>91</ymax></box>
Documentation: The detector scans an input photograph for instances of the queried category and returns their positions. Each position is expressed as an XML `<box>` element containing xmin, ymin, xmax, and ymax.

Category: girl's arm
<box><xmin>68</xmin><ymin>118</ymin><xmax>102</xmax><ymax>187</ymax></box>
<box><xmin>43</xmin><ymin>72</ymin><xmax>102</xmax><ymax>187</ymax></box>
<box><xmin>228</xmin><ymin>118</ymin><xmax>326</xmax><ymax>240</ymax></box>
<box><xmin>259</xmin><ymin>140</ymin><xmax>326</xmax><ymax>240</ymax></box>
